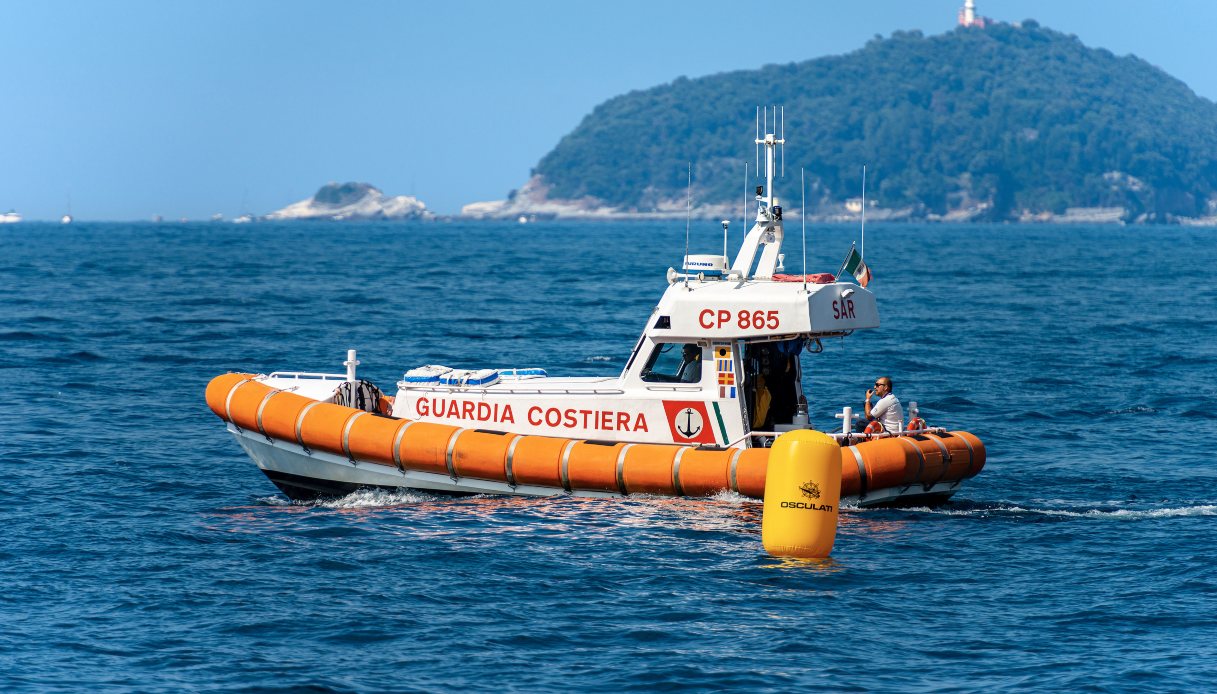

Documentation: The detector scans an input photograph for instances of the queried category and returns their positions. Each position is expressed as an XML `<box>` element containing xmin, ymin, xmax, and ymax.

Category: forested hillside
<box><xmin>531</xmin><ymin>22</ymin><xmax>1217</xmax><ymax>221</ymax></box>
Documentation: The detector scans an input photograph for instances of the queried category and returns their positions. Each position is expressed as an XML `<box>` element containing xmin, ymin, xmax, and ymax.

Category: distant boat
<box><xmin>0</xmin><ymin>210</ymin><xmax>21</xmax><ymax>224</ymax></box>
<box><xmin>233</xmin><ymin>214</ymin><xmax>254</xmax><ymax>224</ymax></box>
<box><xmin>61</xmin><ymin>214</ymin><xmax>73</xmax><ymax>224</ymax></box>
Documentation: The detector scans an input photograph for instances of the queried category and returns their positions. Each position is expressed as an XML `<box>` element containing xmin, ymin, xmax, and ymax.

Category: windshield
<box><xmin>640</xmin><ymin>343</ymin><xmax>702</xmax><ymax>384</ymax></box>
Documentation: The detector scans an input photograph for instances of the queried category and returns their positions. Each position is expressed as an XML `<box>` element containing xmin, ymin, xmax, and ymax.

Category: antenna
<box><xmin>861</xmin><ymin>164</ymin><xmax>867</xmax><ymax>260</ymax></box>
<box><xmin>781</xmin><ymin>106</ymin><xmax>785</xmax><ymax>178</ymax></box>
<box><xmin>763</xmin><ymin>107</ymin><xmax>769</xmax><ymax>176</ymax></box>
<box><xmin>722</xmin><ymin>219</ymin><xmax>729</xmax><ymax>261</ymax></box>
<box><xmin>743</xmin><ymin>161</ymin><xmax>748</xmax><ymax>234</ymax></box>
<box><xmin>801</xmin><ymin>168</ymin><xmax>807</xmax><ymax>292</ymax></box>
<box><xmin>684</xmin><ymin>162</ymin><xmax>692</xmax><ymax>288</ymax></box>
<box><xmin>755</xmin><ymin>107</ymin><xmax>760</xmax><ymax>177</ymax></box>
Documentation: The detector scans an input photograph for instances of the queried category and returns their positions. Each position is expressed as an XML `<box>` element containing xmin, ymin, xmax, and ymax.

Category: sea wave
<box><xmin>898</xmin><ymin>502</ymin><xmax>1217</xmax><ymax>520</ymax></box>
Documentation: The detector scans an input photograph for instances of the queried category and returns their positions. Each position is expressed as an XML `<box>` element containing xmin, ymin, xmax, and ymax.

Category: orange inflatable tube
<box><xmin>621</xmin><ymin>444</ymin><xmax>680</xmax><ymax>495</ymax></box>
<box><xmin>397</xmin><ymin>421</ymin><xmax>459</xmax><ymax>475</ymax></box>
<box><xmin>564</xmin><ymin>442</ymin><xmax>625</xmax><ymax>493</ymax></box>
<box><xmin>510</xmin><ymin>436</ymin><xmax>569</xmax><ymax>487</ymax></box>
<box><xmin>673</xmin><ymin>447</ymin><xmax>733</xmax><ymax>497</ymax></box>
<box><xmin>207</xmin><ymin>374</ymin><xmax>986</xmax><ymax>499</ymax></box>
<box><xmin>344</xmin><ymin>413</ymin><xmax>405</xmax><ymax>468</ymax></box>
<box><xmin>451</xmin><ymin>430</ymin><xmax>516</xmax><ymax>482</ymax></box>
<box><xmin>258</xmin><ymin>390</ymin><xmax>314</xmax><ymax>444</ymax></box>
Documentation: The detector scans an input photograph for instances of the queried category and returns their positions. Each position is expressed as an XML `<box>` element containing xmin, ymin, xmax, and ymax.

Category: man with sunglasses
<box><xmin>864</xmin><ymin>376</ymin><xmax>904</xmax><ymax>433</ymax></box>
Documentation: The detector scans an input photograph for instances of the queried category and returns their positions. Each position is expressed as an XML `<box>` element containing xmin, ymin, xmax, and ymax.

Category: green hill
<box><xmin>531</xmin><ymin>21</ymin><xmax>1217</xmax><ymax>221</ymax></box>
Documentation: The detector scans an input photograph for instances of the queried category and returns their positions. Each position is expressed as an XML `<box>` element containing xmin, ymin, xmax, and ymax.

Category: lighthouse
<box><xmin>958</xmin><ymin>0</ymin><xmax>988</xmax><ymax>28</ymax></box>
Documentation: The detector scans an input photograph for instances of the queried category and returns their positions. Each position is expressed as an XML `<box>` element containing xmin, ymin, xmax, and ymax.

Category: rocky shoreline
<box><xmin>459</xmin><ymin>177</ymin><xmax>1217</xmax><ymax>225</ymax></box>
<box><xmin>247</xmin><ymin>179</ymin><xmax>1217</xmax><ymax>226</ymax></box>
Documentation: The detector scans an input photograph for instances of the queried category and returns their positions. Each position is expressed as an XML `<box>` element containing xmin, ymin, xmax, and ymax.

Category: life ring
<box><xmin>863</xmin><ymin>419</ymin><xmax>885</xmax><ymax>435</ymax></box>
<box><xmin>907</xmin><ymin>417</ymin><xmax>927</xmax><ymax>432</ymax></box>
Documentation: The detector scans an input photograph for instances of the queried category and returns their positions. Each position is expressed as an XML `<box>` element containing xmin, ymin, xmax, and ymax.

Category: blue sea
<box><xmin>2</xmin><ymin>220</ymin><xmax>1215</xmax><ymax>692</ymax></box>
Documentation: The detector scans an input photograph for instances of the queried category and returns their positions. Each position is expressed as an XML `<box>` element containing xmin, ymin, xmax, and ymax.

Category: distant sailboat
<box><xmin>62</xmin><ymin>193</ymin><xmax>73</xmax><ymax>224</ymax></box>
<box><xmin>233</xmin><ymin>189</ymin><xmax>254</xmax><ymax>223</ymax></box>
<box><xmin>0</xmin><ymin>210</ymin><xmax>21</xmax><ymax>224</ymax></box>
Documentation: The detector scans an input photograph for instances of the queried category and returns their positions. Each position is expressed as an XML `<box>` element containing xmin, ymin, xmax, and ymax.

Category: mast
<box><xmin>729</xmin><ymin>107</ymin><xmax>786</xmax><ymax>280</ymax></box>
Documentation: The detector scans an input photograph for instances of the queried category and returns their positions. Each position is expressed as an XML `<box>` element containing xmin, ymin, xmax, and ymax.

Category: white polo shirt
<box><xmin>871</xmin><ymin>393</ymin><xmax>904</xmax><ymax>433</ymax></box>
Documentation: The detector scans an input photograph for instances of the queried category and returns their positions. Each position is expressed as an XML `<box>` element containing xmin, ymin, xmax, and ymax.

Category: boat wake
<box><xmin>888</xmin><ymin>500</ymin><xmax>1217</xmax><ymax>520</ymax></box>
<box><xmin>255</xmin><ymin>489</ymin><xmax>440</xmax><ymax>509</ymax></box>
<box><xmin>257</xmin><ymin>488</ymin><xmax>758</xmax><ymax>511</ymax></box>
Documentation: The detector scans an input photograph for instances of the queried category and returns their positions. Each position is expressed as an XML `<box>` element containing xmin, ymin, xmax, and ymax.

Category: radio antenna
<box><xmin>780</xmin><ymin>106</ymin><xmax>785</xmax><ymax>178</ymax></box>
<box><xmin>742</xmin><ymin>161</ymin><xmax>748</xmax><ymax>239</ymax></box>
<box><xmin>684</xmin><ymin>162</ymin><xmax>692</xmax><ymax>288</ymax></box>
<box><xmin>801</xmin><ymin>168</ymin><xmax>807</xmax><ymax>292</ymax></box>
<box><xmin>755</xmin><ymin>107</ymin><xmax>760</xmax><ymax>177</ymax></box>
<box><xmin>861</xmin><ymin>164</ymin><xmax>867</xmax><ymax>260</ymax></box>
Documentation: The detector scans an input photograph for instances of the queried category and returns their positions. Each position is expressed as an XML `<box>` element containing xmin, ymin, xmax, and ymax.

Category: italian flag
<box><xmin>841</xmin><ymin>246</ymin><xmax>872</xmax><ymax>287</ymax></box>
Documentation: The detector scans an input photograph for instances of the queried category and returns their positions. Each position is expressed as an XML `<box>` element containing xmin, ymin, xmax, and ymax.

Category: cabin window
<box><xmin>641</xmin><ymin>343</ymin><xmax>702</xmax><ymax>384</ymax></box>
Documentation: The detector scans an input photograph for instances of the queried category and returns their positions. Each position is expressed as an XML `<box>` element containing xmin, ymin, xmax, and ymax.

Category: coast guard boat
<box><xmin>207</xmin><ymin>124</ymin><xmax>985</xmax><ymax>506</ymax></box>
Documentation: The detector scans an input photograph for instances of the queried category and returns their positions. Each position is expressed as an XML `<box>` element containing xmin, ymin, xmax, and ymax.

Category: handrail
<box><xmin>399</xmin><ymin>384</ymin><xmax>627</xmax><ymax>396</ymax></box>
<box><xmin>748</xmin><ymin>426</ymin><xmax>948</xmax><ymax>442</ymax></box>
<box><xmin>827</xmin><ymin>426</ymin><xmax>948</xmax><ymax>442</ymax></box>
<box><xmin>266</xmin><ymin>371</ymin><xmax>347</xmax><ymax>381</ymax></box>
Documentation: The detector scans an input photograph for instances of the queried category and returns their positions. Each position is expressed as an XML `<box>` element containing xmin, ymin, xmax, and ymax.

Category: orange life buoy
<box><xmin>907</xmin><ymin>417</ymin><xmax>926</xmax><ymax>432</ymax></box>
<box><xmin>863</xmin><ymin>419</ymin><xmax>885</xmax><ymax>435</ymax></box>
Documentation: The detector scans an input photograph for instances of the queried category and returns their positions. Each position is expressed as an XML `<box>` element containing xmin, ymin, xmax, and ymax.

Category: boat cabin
<box><xmin>393</xmin><ymin>127</ymin><xmax>879</xmax><ymax>448</ymax></box>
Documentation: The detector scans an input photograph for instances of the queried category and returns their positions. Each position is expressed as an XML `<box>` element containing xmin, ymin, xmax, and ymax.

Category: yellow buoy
<box><xmin>761</xmin><ymin>430</ymin><xmax>842</xmax><ymax>558</ymax></box>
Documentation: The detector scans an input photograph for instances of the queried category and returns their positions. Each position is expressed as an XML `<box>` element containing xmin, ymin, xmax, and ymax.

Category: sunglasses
<box><xmin>874</xmin><ymin>383</ymin><xmax>888</xmax><ymax>387</ymax></box>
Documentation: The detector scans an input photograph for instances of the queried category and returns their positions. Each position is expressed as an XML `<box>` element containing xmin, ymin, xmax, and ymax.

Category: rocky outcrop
<box><xmin>265</xmin><ymin>182</ymin><xmax>432</xmax><ymax>221</ymax></box>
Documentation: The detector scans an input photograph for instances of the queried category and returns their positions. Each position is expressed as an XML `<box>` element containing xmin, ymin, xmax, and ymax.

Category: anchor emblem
<box><xmin>662</xmin><ymin>401</ymin><xmax>714</xmax><ymax>444</ymax></box>
<box><xmin>675</xmin><ymin>407</ymin><xmax>703</xmax><ymax>439</ymax></box>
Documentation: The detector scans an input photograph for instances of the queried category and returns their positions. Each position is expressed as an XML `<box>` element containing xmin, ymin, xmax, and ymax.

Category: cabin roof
<box><xmin>647</xmin><ymin>277</ymin><xmax>879</xmax><ymax>341</ymax></box>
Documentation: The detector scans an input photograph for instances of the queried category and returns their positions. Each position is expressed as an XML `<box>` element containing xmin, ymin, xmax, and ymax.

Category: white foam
<box><xmin>1104</xmin><ymin>405</ymin><xmax>1159</xmax><ymax>415</ymax></box>
<box><xmin>310</xmin><ymin>488</ymin><xmax>436</xmax><ymax>509</ymax></box>
<box><xmin>901</xmin><ymin>503</ymin><xmax>1217</xmax><ymax>520</ymax></box>
<box><xmin>706</xmin><ymin>489</ymin><xmax>756</xmax><ymax>504</ymax></box>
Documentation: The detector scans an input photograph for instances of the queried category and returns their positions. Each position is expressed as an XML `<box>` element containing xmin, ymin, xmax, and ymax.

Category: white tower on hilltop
<box><xmin>958</xmin><ymin>0</ymin><xmax>987</xmax><ymax>28</ymax></box>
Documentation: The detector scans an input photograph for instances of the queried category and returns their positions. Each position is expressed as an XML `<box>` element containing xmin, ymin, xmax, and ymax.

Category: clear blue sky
<box><xmin>3</xmin><ymin>0</ymin><xmax>1215</xmax><ymax>220</ymax></box>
